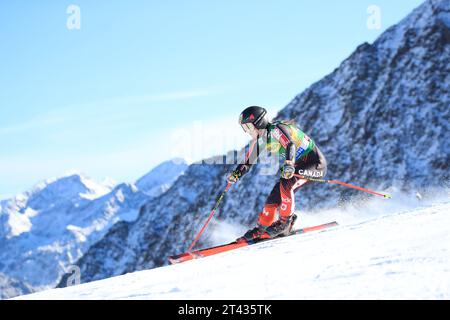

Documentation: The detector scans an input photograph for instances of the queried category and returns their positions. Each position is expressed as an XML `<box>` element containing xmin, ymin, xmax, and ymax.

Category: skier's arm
<box><xmin>274</xmin><ymin>123</ymin><xmax>297</xmax><ymax>179</ymax></box>
<box><xmin>227</xmin><ymin>139</ymin><xmax>261</xmax><ymax>183</ymax></box>
<box><xmin>237</xmin><ymin>139</ymin><xmax>261</xmax><ymax>175</ymax></box>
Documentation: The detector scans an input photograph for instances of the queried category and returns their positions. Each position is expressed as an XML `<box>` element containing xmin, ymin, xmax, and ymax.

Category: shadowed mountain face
<box><xmin>0</xmin><ymin>273</ymin><xmax>34</xmax><ymax>300</ymax></box>
<box><xmin>59</xmin><ymin>0</ymin><xmax>449</xmax><ymax>287</ymax></box>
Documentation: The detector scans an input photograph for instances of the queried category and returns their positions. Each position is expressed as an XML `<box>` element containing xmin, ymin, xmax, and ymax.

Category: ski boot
<box><xmin>266</xmin><ymin>214</ymin><xmax>297</xmax><ymax>238</ymax></box>
<box><xmin>237</xmin><ymin>225</ymin><xmax>268</xmax><ymax>242</ymax></box>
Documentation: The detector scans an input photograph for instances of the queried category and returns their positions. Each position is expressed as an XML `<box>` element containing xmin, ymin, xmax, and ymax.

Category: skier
<box><xmin>227</xmin><ymin>106</ymin><xmax>327</xmax><ymax>241</ymax></box>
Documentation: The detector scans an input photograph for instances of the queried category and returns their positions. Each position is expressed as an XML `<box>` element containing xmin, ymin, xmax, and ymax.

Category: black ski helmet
<box><xmin>239</xmin><ymin>106</ymin><xmax>269</xmax><ymax>131</ymax></box>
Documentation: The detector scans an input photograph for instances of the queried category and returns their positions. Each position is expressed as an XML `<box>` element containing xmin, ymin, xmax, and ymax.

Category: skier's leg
<box><xmin>265</xmin><ymin>178</ymin><xmax>307</xmax><ymax>237</ymax></box>
<box><xmin>240</xmin><ymin>182</ymin><xmax>280</xmax><ymax>241</ymax></box>
<box><xmin>266</xmin><ymin>146</ymin><xmax>327</xmax><ymax>238</ymax></box>
<box><xmin>265</xmin><ymin>175</ymin><xmax>310</xmax><ymax>237</ymax></box>
<box><xmin>279</xmin><ymin>177</ymin><xmax>308</xmax><ymax>219</ymax></box>
<box><xmin>257</xmin><ymin>182</ymin><xmax>281</xmax><ymax>227</ymax></box>
<box><xmin>279</xmin><ymin>145</ymin><xmax>327</xmax><ymax>218</ymax></box>
<box><xmin>257</xmin><ymin>204</ymin><xmax>278</xmax><ymax>228</ymax></box>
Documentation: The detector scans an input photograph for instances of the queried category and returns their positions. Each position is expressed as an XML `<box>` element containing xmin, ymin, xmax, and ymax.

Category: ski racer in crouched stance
<box><xmin>227</xmin><ymin>106</ymin><xmax>327</xmax><ymax>241</ymax></box>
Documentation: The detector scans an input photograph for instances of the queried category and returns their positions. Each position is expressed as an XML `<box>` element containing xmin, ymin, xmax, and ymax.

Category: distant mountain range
<box><xmin>0</xmin><ymin>159</ymin><xmax>187</xmax><ymax>299</ymax></box>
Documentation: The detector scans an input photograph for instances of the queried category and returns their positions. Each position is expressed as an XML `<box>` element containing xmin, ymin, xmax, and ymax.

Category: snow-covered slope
<box><xmin>64</xmin><ymin>0</ymin><xmax>450</xmax><ymax>287</ymax></box>
<box><xmin>18</xmin><ymin>197</ymin><xmax>450</xmax><ymax>299</ymax></box>
<box><xmin>0</xmin><ymin>159</ymin><xmax>187</xmax><ymax>299</ymax></box>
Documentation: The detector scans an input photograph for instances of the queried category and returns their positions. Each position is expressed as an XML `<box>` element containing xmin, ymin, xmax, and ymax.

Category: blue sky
<box><xmin>0</xmin><ymin>0</ymin><xmax>424</xmax><ymax>198</ymax></box>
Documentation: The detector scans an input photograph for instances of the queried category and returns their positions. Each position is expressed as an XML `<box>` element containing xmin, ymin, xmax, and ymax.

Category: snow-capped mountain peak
<box><xmin>0</xmin><ymin>159</ymin><xmax>188</xmax><ymax>299</ymax></box>
<box><xmin>25</xmin><ymin>172</ymin><xmax>113</xmax><ymax>205</ymax></box>
<box><xmin>373</xmin><ymin>0</ymin><xmax>450</xmax><ymax>61</ymax></box>
<box><xmin>0</xmin><ymin>173</ymin><xmax>116</xmax><ymax>239</ymax></box>
<box><xmin>136</xmin><ymin>158</ymin><xmax>188</xmax><ymax>197</ymax></box>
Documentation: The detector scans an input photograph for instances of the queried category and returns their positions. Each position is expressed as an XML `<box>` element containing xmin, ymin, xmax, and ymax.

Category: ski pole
<box><xmin>293</xmin><ymin>174</ymin><xmax>391</xmax><ymax>199</ymax></box>
<box><xmin>187</xmin><ymin>139</ymin><xmax>258</xmax><ymax>252</ymax></box>
<box><xmin>187</xmin><ymin>182</ymin><xmax>232</xmax><ymax>253</ymax></box>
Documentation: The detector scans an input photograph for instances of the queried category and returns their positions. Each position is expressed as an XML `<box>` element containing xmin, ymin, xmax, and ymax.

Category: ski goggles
<box><xmin>240</xmin><ymin>123</ymin><xmax>257</xmax><ymax>134</ymax></box>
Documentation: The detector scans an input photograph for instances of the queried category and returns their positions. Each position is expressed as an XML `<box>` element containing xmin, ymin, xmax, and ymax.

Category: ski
<box><xmin>168</xmin><ymin>221</ymin><xmax>338</xmax><ymax>264</ymax></box>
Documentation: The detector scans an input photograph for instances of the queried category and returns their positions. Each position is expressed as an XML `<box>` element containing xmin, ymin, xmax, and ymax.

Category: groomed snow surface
<box><xmin>16</xmin><ymin>195</ymin><xmax>450</xmax><ymax>300</ymax></box>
